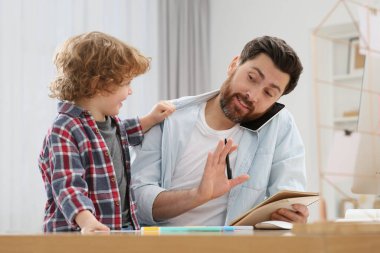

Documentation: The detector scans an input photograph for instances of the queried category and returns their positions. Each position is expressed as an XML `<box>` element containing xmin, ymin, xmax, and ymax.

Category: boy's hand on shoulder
<box><xmin>141</xmin><ymin>101</ymin><xmax>175</xmax><ymax>133</ymax></box>
<box><xmin>150</xmin><ymin>100</ymin><xmax>176</xmax><ymax>123</ymax></box>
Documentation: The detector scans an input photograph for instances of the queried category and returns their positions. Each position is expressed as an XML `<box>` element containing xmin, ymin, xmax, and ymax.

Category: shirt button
<box><xmin>105</xmin><ymin>151</ymin><xmax>109</xmax><ymax>156</ymax></box>
<box><xmin>115</xmin><ymin>201</ymin><xmax>120</xmax><ymax>206</ymax></box>
<box><xmin>95</xmin><ymin>129</ymin><xmax>99</xmax><ymax>134</ymax></box>
<box><xmin>111</xmin><ymin>177</ymin><xmax>116</xmax><ymax>182</ymax></box>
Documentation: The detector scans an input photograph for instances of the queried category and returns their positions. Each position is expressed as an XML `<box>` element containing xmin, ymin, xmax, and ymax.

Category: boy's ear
<box><xmin>227</xmin><ymin>56</ymin><xmax>240</xmax><ymax>77</ymax></box>
<box><xmin>90</xmin><ymin>76</ymin><xmax>102</xmax><ymax>95</ymax></box>
<box><xmin>90</xmin><ymin>76</ymin><xmax>99</xmax><ymax>88</ymax></box>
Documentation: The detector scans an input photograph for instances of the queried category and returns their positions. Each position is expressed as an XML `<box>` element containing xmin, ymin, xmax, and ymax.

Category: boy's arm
<box><xmin>49</xmin><ymin>130</ymin><xmax>97</xmax><ymax>229</ymax></box>
<box><xmin>75</xmin><ymin>210</ymin><xmax>109</xmax><ymax>233</ymax></box>
<box><xmin>122</xmin><ymin>118</ymin><xmax>145</xmax><ymax>146</ymax></box>
<box><xmin>140</xmin><ymin>101</ymin><xmax>175</xmax><ymax>133</ymax></box>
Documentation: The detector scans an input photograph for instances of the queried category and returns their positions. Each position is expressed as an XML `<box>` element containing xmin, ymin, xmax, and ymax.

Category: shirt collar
<box><xmin>172</xmin><ymin>89</ymin><xmax>285</xmax><ymax>132</ymax></box>
<box><xmin>57</xmin><ymin>101</ymin><xmax>87</xmax><ymax>118</ymax></box>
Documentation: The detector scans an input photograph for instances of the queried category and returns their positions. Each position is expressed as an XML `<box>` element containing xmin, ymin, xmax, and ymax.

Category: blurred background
<box><xmin>1</xmin><ymin>0</ymin><xmax>376</xmax><ymax>232</ymax></box>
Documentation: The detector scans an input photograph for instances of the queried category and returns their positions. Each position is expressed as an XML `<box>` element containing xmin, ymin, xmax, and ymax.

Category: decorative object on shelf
<box><xmin>348</xmin><ymin>37</ymin><xmax>365</xmax><ymax>74</ymax></box>
<box><xmin>342</xmin><ymin>109</ymin><xmax>359</xmax><ymax>117</ymax></box>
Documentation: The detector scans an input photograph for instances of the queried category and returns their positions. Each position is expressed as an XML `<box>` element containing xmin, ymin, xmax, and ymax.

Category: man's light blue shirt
<box><xmin>131</xmin><ymin>90</ymin><xmax>306</xmax><ymax>225</ymax></box>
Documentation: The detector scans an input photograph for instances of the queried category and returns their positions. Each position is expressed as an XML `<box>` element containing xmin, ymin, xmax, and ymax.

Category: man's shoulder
<box><xmin>277</xmin><ymin>107</ymin><xmax>295</xmax><ymax>122</ymax></box>
<box><xmin>171</xmin><ymin>90</ymin><xmax>219</xmax><ymax>110</ymax></box>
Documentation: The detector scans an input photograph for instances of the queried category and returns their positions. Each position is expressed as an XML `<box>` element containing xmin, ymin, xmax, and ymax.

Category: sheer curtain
<box><xmin>158</xmin><ymin>0</ymin><xmax>210</xmax><ymax>99</ymax></box>
<box><xmin>0</xmin><ymin>0</ymin><xmax>158</xmax><ymax>233</ymax></box>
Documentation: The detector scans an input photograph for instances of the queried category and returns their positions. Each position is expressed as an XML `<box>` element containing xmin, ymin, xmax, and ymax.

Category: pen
<box><xmin>225</xmin><ymin>138</ymin><xmax>232</xmax><ymax>179</ymax></box>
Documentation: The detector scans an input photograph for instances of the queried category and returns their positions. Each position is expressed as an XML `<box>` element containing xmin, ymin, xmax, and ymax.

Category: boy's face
<box><xmin>219</xmin><ymin>53</ymin><xmax>289</xmax><ymax>122</ymax></box>
<box><xmin>93</xmin><ymin>79</ymin><xmax>132</xmax><ymax>119</ymax></box>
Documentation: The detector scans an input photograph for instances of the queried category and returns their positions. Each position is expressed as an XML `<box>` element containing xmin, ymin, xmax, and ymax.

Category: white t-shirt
<box><xmin>166</xmin><ymin>102</ymin><xmax>243</xmax><ymax>226</ymax></box>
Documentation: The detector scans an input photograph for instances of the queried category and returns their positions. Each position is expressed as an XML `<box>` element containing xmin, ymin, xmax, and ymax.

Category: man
<box><xmin>131</xmin><ymin>36</ymin><xmax>308</xmax><ymax>226</ymax></box>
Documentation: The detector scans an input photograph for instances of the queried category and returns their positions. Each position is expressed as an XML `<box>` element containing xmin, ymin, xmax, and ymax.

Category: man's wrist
<box><xmin>190</xmin><ymin>187</ymin><xmax>210</xmax><ymax>206</ymax></box>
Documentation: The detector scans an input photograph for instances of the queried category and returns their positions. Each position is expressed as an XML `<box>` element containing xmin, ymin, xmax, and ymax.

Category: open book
<box><xmin>229</xmin><ymin>190</ymin><xmax>319</xmax><ymax>226</ymax></box>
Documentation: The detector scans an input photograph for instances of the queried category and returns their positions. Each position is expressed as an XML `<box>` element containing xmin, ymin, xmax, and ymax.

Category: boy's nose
<box><xmin>128</xmin><ymin>88</ymin><xmax>132</xmax><ymax>95</ymax></box>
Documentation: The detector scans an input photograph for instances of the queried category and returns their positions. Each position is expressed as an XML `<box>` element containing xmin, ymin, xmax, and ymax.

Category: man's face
<box><xmin>219</xmin><ymin>53</ymin><xmax>290</xmax><ymax>123</ymax></box>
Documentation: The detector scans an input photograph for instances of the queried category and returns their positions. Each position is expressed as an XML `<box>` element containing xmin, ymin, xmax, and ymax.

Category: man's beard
<box><xmin>219</xmin><ymin>78</ymin><xmax>255</xmax><ymax>123</ymax></box>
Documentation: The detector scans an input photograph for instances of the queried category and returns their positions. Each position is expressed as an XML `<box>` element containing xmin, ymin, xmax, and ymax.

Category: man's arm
<box><xmin>131</xmin><ymin>132</ymin><xmax>248</xmax><ymax>223</ymax></box>
<box><xmin>152</xmin><ymin>141</ymin><xmax>248</xmax><ymax>221</ymax></box>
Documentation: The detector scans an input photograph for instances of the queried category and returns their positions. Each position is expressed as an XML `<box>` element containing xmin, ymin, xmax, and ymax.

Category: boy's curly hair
<box><xmin>49</xmin><ymin>31</ymin><xmax>150</xmax><ymax>101</ymax></box>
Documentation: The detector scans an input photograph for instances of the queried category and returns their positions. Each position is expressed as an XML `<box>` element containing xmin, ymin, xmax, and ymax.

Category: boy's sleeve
<box><xmin>49</xmin><ymin>127</ymin><xmax>95</xmax><ymax>228</ymax></box>
<box><xmin>122</xmin><ymin>117</ymin><xmax>144</xmax><ymax>146</ymax></box>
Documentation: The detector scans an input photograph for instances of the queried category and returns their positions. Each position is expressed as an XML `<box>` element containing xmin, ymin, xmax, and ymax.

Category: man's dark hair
<box><xmin>239</xmin><ymin>36</ymin><xmax>303</xmax><ymax>95</ymax></box>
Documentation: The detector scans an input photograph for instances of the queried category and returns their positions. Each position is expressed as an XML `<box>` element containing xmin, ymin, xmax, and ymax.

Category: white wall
<box><xmin>210</xmin><ymin>0</ymin><xmax>337</xmax><ymax>221</ymax></box>
<box><xmin>0</xmin><ymin>0</ymin><xmax>158</xmax><ymax>233</ymax></box>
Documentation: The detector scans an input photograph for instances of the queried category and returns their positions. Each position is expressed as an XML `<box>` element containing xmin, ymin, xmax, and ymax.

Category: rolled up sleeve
<box><xmin>131</xmin><ymin>124</ymin><xmax>166</xmax><ymax>225</ymax></box>
<box><xmin>50</xmin><ymin>131</ymin><xmax>95</xmax><ymax>227</ymax></box>
<box><xmin>123</xmin><ymin>117</ymin><xmax>144</xmax><ymax>146</ymax></box>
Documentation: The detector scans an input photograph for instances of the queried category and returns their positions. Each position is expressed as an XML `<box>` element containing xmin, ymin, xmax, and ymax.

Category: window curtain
<box><xmin>0</xmin><ymin>0</ymin><xmax>158</xmax><ymax>233</ymax></box>
<box><xmin>158</xmin><ymin>0</ymin><xmax>210</xmax><ymax>99</ymax></box>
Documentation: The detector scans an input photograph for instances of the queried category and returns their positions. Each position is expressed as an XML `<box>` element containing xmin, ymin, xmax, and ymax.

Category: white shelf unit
<box><xmin>313</xmin><ymin>22</ymin><xmax>365</xmax><ymax>219</ymax></box>
<box><xmin>315</xmin><ymin>22</ymin><xmax>363</xmax><ymax>132</ymax></box>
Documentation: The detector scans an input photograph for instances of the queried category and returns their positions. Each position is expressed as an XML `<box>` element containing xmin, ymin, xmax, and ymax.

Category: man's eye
<box><xmin>248</xmin><ymin>75</ymin><xmax>256</xmax><ymax>81</ymax></box>
<box><xmin>265</xmin><ymin>91</ymin><xmax>273</xmax><ymax>97</ymax></box>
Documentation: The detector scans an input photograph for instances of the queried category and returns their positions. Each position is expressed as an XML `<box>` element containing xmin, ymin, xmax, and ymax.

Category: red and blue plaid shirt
<box><xmin>38</xmin><ymin>101</ymin><xmax>143</xmax><ymax>232</ymax></box>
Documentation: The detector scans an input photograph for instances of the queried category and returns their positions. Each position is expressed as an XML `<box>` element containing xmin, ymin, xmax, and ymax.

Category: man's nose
<box><xmin>245</xmin><ymin>89</ymin><xmax>258</xmax><ymax>104</ymax></box>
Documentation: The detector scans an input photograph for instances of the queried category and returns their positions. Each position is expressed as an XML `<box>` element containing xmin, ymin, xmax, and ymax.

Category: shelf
<box><xmin>315</xmin><ymin>23</ymin><xmax>358</xmax><ymax>39</ymax></box>
<box><xmin>333</xmin><ymin>73</ymin><xmax>363</xmax><ymax>81</ymax></box>
<box><xmin>334</xmin><ymin>116</ymin><xmax>359</xmax><ymax>124</ymax></box>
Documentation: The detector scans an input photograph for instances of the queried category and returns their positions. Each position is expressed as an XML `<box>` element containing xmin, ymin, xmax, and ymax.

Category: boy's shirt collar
<box><xmin>57</xmin><ymin>101</ymin><xmax>91</xmax><ymax>118</ymax></box>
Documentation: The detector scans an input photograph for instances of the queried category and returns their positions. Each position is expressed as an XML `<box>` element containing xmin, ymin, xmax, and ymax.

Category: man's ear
<box><xmin>227</xmin><ymin>56</ymin><xmax>240</xmax><ymax>76</ymax></box>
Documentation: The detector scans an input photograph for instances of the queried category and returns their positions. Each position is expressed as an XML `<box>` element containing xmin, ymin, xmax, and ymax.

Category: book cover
<box><xmin>229</xmin><ymin>190</ymin><xmax>319</xmax><ymax>226</ymax></box>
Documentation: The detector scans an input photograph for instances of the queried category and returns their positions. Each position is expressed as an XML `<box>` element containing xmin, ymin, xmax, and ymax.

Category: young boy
<box><xmin>38</xmin><ymin>31</ymin><xmax>175</xmax><ymax>232</ymax></box>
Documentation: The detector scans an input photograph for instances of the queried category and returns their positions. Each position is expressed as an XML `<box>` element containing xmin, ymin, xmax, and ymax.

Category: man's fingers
<box><xmin>229</xmin><ymin>145</ymin><xmax>238</xmax><ymax>154</ymax></box>
<box><xmin>275</xmin><ymin>208</ymin><xmax>307</xmax><ymax>223</ymax></box>
<box><xmin>212</xmin><ymin>140</ymin><xmax>225</xmax><ymax>166</ymax></box>
<box><xmin>204</xmin><ymin>152</ymin><xmax>214</xmax><ymax>173</ymax></box>
<box><xmin>292</xmin><ymin>204</ymin><xmax>309</xmax><ymax>217</ymax></box>
<box><xmin>218</xmin><ymin>139</ymin><xmax>233</xmax><ymax>164</ymax></box>
<box><xmin>228</xmin><ymin>174</ymin><xmax>249</xmax><ymax>188</ymax></box>
<box><xmin>270</xmin><ymin>212</ymin><xmax>292</xmax><ymax>223</ymax></box>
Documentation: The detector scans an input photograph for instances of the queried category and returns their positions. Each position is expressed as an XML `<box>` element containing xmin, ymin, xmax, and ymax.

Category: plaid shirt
<box><xmin>38</xmin><ymin>101</ymin><xmax>143</xmax><ymax>232</ymax></box>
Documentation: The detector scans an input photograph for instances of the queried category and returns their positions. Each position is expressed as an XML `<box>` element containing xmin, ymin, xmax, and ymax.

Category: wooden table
<box><xmin>1</xmin><ymin>224</ymin><xmax>380</xmax><ymax>253</ymax></box>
